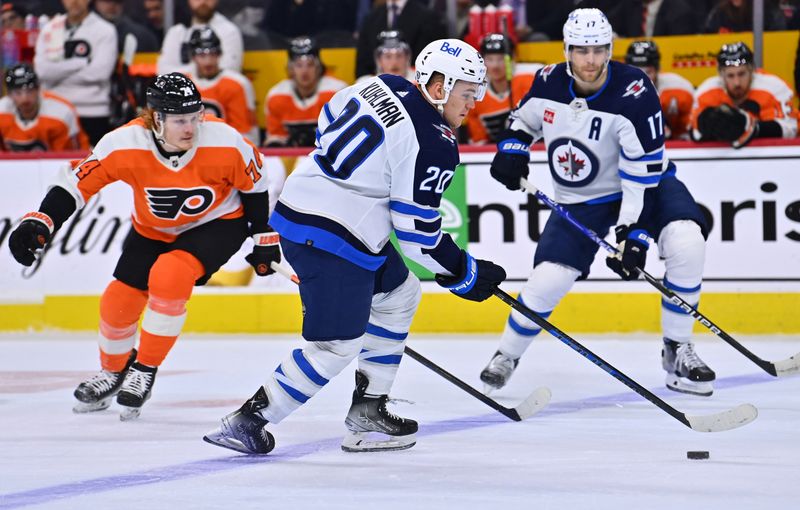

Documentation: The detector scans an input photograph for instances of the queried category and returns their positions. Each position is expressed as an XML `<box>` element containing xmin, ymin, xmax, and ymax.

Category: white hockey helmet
<box><xmin>415</xmin><ymin>38</ymin><xmax>487</xmax><ymax>107</ymax></box>
<box><xmin>562</xmin><ymin>8</ymin><xmax>613</xmax><ymax>79</ymax></box>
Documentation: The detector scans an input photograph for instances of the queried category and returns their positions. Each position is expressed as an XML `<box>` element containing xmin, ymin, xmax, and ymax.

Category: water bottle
<box><xmin>482</xmin><ymin>4</ymin><xmax>498</xmax><ymax>35</ymax></box>
<box><xmin>2</xmin><ymin>30</ymin><xmax>19</xmax><ymax>67</ymax></box>
<box><xmin>25</xmin><ymin>14</ymin><xmax>38</xmax><ymax>31</ymax></box>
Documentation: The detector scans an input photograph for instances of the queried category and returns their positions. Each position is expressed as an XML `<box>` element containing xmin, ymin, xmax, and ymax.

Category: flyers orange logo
<box><xmin>145</xmin><ymin>187</ymin><xmax>215</xmax><ymax>219</ymax></box>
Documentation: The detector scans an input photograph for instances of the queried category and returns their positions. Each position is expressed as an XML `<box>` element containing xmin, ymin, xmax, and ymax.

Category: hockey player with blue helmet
<box><xmin>482</xmin><ymin>9</ymin><xmax>715</xmax><ymax>398</ymax></box>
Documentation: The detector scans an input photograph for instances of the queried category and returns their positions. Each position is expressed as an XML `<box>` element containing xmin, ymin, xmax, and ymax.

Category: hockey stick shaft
<box><xmin>492</xmin><ymin>287</ymin><xmax>701</xmax><ymax>428</ymax></box>
<box><xmin>520</xmin><ymin>178</ymin><xmax>789</xmax><ymax>377</ymax></box>
<box><xmin>268</xmin><ymin>262</ymin><xmax>534</xmax><ymax>421</ymax></box>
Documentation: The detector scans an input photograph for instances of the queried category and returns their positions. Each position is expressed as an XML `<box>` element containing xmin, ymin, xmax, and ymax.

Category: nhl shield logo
<box><xmin>547</xmin><ymin>138</ymin><xmax>600</xmax><ymax>188</ymax></box>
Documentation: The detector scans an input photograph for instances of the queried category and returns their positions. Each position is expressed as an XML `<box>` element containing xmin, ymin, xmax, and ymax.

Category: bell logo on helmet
<box><xmin>439</xmin><ymin>41</ymin><xmax>462</xmax><ymax>57</ymax></box>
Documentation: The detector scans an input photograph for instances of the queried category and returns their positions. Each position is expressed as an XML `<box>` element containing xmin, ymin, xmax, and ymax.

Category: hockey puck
<box><xmin>687</xmin><ymin>451</ymin><xmax>709</xmax><ymax>460</ymax></box>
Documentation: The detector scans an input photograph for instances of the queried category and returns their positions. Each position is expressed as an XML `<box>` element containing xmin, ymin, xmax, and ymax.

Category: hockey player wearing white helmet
<box><xmin>204</xmin><ymin>39</ymin><xmax>506</xmax><ymax>455</ymax></box>
<box><xmin>481</xmin><ymin>9</ymin><xmax>716</xmax><ymax>399</ymax></box>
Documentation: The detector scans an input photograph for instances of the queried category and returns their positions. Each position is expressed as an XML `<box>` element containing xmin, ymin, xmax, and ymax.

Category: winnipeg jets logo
<box><xmin>433</xmin><ymin>124</ymin><xmax>456</xmax><ymax>145</ymax></box>
<box><xmin>539</xmin><ymin>64</ymin><xmax>556</xmax><ymax>82</ymax></box>
<box><xmin>145</xmin><ymin>187</ymin><xmax>215</xmax><ymax>219</ymax></box>
<box><xmin>622</xmin><ymin>79</ymin><xmax>646</xmax><ymax>98</ymax></box>
<box><xmin>395</xmin><ymin>90</ymin><xmax>409</xmax><ymax>98</ymax></box>
<box><xmin>547</xmin><ymin>138</ymin><xmax>599</xmax><ymax>188</ymax></box>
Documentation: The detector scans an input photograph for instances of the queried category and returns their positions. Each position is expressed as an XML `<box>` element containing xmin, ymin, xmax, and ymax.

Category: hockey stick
<box><xmin>268</xmin><ymin>261</ymin><xmax>551</xmax><ymax>421</ymax></box>
<box><xmin>493</xmin><ymin>287</ymin><xmax>757</xmax><ymax>432</ymax></box>
<box><xmin>519</xmin><ymin>177</ymin><xmax>800</xmax><ymax>378</ymax></box>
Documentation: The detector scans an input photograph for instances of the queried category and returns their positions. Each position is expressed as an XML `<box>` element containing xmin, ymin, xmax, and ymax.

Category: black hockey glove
<box><xmin>605</xmin><ymin>225</ymin><xmax>650</xmax><ymax>281</ymax></box>
<box><xmin>8</xmin><ymin>212</ymin><xmax>54</xmax><ymax>267</ymax></box>
<box><xmin>697</xmin><ymin>104</ymin><xmax>758</xmax><ymax>148</ymax></box>
<box><xmin>245</xmin><ymin>231</ymin><xmax>281</xmax><ymax>277</ymax></box>
<box><xmin>435</xmin><ymin>251</ymin><xmax>507</xmax><ymax>302</ymax></box>
<box><xmin>490</xmin><ymin>129</ymin><xmax>534</xmax><ymax>191</ymax></box>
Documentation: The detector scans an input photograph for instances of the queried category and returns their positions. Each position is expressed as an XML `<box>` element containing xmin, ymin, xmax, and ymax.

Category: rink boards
<box><xmin>1</xmin><ymin>141</ymin><xmax>799</xmax><ymax>333</ymax></box>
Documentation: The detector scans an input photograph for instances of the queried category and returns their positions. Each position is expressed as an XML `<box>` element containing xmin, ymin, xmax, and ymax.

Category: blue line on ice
<box><xmin>0</xmin><ymin>372</ymin><xmax>775</xmax><ymax>509</ymax></box>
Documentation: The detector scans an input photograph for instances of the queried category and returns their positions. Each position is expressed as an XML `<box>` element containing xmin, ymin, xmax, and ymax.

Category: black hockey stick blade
<box><xmin>404</xmin><ymin>346</ymin><xmax>551</xmax><ymax>421</ymax></box>
<box><xmin>493</xmin><ymin>287</ymin><xmax>757</xmax><ymax>432</ymax></box>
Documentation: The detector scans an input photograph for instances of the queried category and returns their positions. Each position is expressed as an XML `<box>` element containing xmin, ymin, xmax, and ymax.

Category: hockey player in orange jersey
<box><xmin>625</xmin><ymin>40</ymin><xmax>694</xmax><ymax>140</ymax></box>
<box><xmin>691</xmin><ymin>42</ymin><xmax>799</xmax><ymax>149</ymax></box>
<box><xmin>464</xmin><ymin>33</ymin><xmax>536</xmax><ymax>144</ymax></box>
<box><xmin>187</xmin><ymin>27</ymin><xmax>259</xmax><ymax>145</ymax></box>
<box><xmin>7</xmin><ymin>73</ymin><xmax>280</xmax><ymax>421</ymax></box>
<box><xmin>263</xmin><ymin>37</ymin><xmax>346</xmax><ymax>147</ymax></box>
<box><xmin>0</xmin><ymin>64</ymin><xmax>89</xmax><ymax>152</ymax></box>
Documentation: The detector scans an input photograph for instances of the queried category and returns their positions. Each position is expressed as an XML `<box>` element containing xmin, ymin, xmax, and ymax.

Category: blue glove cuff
<box><xmin>628</xmin><ymin>229</ymin><xmax>650</xmax><ymax>248</ymax></box>
<box><xmin>498</xmin><ymin>138</ymin><xmax>530</xmax><ymax>155</ymax></box>
<box><xmin>441</xmin><ymin>252</ymin><xmax>477</xmax><ymax>295</ymax></box>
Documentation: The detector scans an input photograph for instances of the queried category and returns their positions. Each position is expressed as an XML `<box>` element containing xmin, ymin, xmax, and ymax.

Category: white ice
<box><xmin>1</xmin><ymin>333</ymin><xmax>798</xmax><ymax>510</ymax></box>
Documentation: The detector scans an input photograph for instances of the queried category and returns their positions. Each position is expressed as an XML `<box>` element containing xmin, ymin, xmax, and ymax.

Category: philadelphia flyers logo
<box><xmin>145</xmin><ymin>187</ymin><xmax>215</xmax><ymax>219</ymax></box>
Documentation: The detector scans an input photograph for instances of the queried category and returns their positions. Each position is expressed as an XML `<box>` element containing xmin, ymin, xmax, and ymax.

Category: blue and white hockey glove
<box><xmin>490</xmin><ymin>129</ymin><xmax>533</xmax><ymax>191</ymax></box>
<box><xmin>606</xmin><ymin>225</ymin><xmax>650</xmax><ymax>281</ymax></box>
<box><xmin>435</xmin><ymin>251</ymin><xmax>507</xmax><ymax>302</ymax></box>
<box><xmin>245</xmin><ymin>231</ymin><xmax>281</xmax><ymax>276</ymax></box>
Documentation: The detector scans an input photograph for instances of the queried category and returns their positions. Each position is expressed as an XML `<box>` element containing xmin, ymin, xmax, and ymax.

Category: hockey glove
<box><xmin>8</xmin><ymin>212</ymin><xmax>54</xmax><ymax>267</ymax></box>
<box><xmin>435</xmin><ymin>251</ymin><xmax>507</xmax><ymax>302</ymax></box>
<box><xmin>697</xmin><ymin>104</ymin><xmax>759</xmax><ymax>148</ymax></box>
<box><xmin>605</xmin><ymin>225</ymin><xmax>650</xmax><ymax>281</ymax></box>
<box><xmin>490</xmin><ymin>129</ymin><xmax>534</xmax><ymax>191</ymax></box>
<box><xmin>245</xmin><ymin>231</ymin><xmax>281</xmax><ymax>277</ymax></box>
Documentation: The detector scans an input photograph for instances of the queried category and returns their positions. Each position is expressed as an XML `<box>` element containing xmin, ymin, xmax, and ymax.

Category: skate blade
<box><xmin>202</xmin><ymin>428</ymin><xmax>271</xmax><ymax>455</ymax></box>
<box><xmin>665</xmin><ymin>374</ymin><xmax>713</xmax><ymax>397</ymax></box>
<box><xmin>119</xmin><ymin>406</ymin><xmax>142</xmax><ymax>421</ymax></box>
<box><xmin>341</xmin><ymin>431</ymin><xmax>416</xmax><ymax>453</ymax></box>
<box><xmin>72</xmin><ymin>398</ymin><xmax>112</xmax><ymax>414</ymax></box>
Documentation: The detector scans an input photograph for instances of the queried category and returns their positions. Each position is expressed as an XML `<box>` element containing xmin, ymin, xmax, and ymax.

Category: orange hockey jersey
<box><xmin>465</xmin><ymin>73</ymin><xmax>535</xmax><ymax>144</ymax></box>
<box><xmin>691</xmin><ymin>70</ymin><xmax>799</xmax><ymax>138</ymax></box>
<box><xmin>0</xmin><ymin>91</ymin><xmax>89</xmax><ymax>151</ymax></box>
<box><xmin>189</xmin><ymin>70</ymin><xmax>259</xmax><ymax>144</ymax></box>
<box><xmin>264</xmin><ymin>75</ymin><xmax>347</xmax><ymax>147</ymax></box>
<box><xmin>55</xmin><ymin>116</ymin><xmax>269</xmax><ymax>243</ymax></box>
<box><xmin>657</xmin><ymin>72</ymin><xmax>694</xmax><ymax>140</ymax></box>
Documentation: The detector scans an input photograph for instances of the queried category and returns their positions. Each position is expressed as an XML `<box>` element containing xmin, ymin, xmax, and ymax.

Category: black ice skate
<box><xmin>662</xmin><ymin>338</ymin><xmax>716</xmax><ymax>397</ymax></box>
<box><xmin>73</xmin><ymin>349</ymin><xmax>137</xmax><ymax>414</ymax></box>
<box><xmin>341</xmin><ymin>370</ymin><xmax>417</xmax><ymax>453</ymax></box>
<box><xmin>117</xmin><ymin>361</ymin><xmax>158</xmax><ymax>421</ymax></box>
<box><xmin>203</xmin><ymin>386</ymin><xmax>275</xmax><ymax>455</ymax></box>
<box><xmin>479</xmin><ymin>350</ymin><xmax>519</xmax><ymax>393</ymax></box>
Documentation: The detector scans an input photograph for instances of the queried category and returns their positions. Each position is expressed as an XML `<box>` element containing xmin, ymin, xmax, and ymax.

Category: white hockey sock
<box><xmin>358</xmin><ymin>273</ymin><xmax>421</xmax><ymax>395</ymax></box>
<box><xmin>499</xmin><ymin>262</ymin><xmax>580</xmax><ymax>359</ymax></box>
<box><xmin>658</xmin><ymin>220</ymin><xmax>705</xmax><ymax>343</ymax></box>
<box><xmin>261</xmin><ymin>339</ymin><xmax>361</xmax><ymax>423</ymax></box>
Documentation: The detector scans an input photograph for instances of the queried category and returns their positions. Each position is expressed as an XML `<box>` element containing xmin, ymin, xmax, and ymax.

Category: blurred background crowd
<box><xmin>1</xmin><ymin>0</ymin><xmax>799</xmax><ymax>150</ymax></box>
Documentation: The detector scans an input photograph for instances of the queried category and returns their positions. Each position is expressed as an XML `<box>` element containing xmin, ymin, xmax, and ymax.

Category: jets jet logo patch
<box><xmin>145</xmin><ymin>187</ymin><xmax>215</xmax><ymax>219</ymax></box>
<box><xmin>622</xmin><ymin>79</ymin><xmax>646</xmax><ymax>98</ymax></box>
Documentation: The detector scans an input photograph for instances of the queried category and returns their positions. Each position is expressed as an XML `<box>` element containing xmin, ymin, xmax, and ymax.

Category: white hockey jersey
<box><xmin>271</xmin><ymin>74</ymin><xmax>463</xmax><ymax>276</ymax></box>
<box><xmin>510</xmin><ymin>61</ymin><xmax>670</xmax><ymax>226</ymax></box>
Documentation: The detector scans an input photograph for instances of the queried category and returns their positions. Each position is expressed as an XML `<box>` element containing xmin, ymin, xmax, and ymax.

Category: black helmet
<box><xmin>188</xmin><ymin>27</ymin><xmax>222</xmax><ymax>55</ymax></box>
<box><xmin>146</xmin><ymin>73</ymin><xmax>203</xmax><ymax>114</ymax></box>
<box><xmin>4</xmin><ymin>64</ymin><xmax>39</xmax><ymax>91</ymax></box>
<box><xmin>480</xmin><ymin>33</ymin><xmax>515</xmax><ymax>56</ymax></box>
<box><xmin>376</xmin><ymin>30</ymin><xmax>410</xmax><ymax>55</ymax></box>
<box><xmin>625</xmin><ymin>40</ymin><xmax>660</xmax><ymax>70</ymax></box>
<box><xmin>288</xmin><ymin>37</ymin><xmax>320</xmax><ymax>61</ymax></box>
<box><xmin>717</xmin><ymin>42</ymin><xmax>753</xmax><ymax>69</ymax></box>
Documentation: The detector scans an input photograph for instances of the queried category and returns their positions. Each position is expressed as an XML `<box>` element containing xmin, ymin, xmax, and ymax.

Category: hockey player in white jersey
<box><xmin>481</xmin><ymin>8</ymin><xmax>715</xmax><ymax>397</ymax></box>
<box><xmin>204</xmin><ymin>39</ymin><xmax>507</xmax><ymax>455</ymax></box>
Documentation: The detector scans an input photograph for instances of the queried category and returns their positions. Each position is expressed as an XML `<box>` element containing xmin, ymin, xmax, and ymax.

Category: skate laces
<box><xmin>489</xmin><ymin>353</ymin><xmax>516</xmax><ymax>374</ymax></box>
<box><xmin>123</xmin><ymin>368</ymin><xmax>153</xmax><ymax>398</ymax></box>
<box><xmin>677</xmin><ymin>343</ymin><xmax>705</xmax><ymax>370</ymax></box>
<box><xmin>82</xmin><ymin>370</ymin><xmax>120</xmax><ymax>394</ymax></box>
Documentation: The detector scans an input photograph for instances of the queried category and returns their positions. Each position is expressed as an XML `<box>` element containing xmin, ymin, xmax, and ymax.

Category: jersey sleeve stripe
<box><xmin>393</xmin><ymin>228</ymin><xmax>441</xmax><ymax>248</ymax></box>
<box><xmin>323</xmin><ymin>103</ymin><xmax>334</xmax><ymax>123</ymax></box>
<box><xmin>618</xmin><ymin>169</ymin><xmax>661</xmax><ymax>185</ymax></box>
<box><xmin>620</xmin><ymin>148</ymin><xmax>663</xmax><ymax>162</ymax></box>
<box><xmin>389</xmin><ymin>200</ymin><xmax>440</xmax><ymax>220</ymax></box>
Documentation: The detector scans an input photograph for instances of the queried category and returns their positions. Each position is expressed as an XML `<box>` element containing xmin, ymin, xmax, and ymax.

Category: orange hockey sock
<box><xmin>98</xmin><ymin>279</ymin><xmax>148</xmax><ymax>371</ymax></box>
<box><xmin>137</xmin><ymin>250</ymin><xmax>204</xmax><ymax>367</ymax></box>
